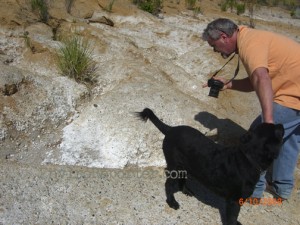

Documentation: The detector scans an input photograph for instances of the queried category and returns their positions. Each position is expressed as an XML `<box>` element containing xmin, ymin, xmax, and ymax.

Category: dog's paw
<box><xmin>166</xmin><ymin>199</ymin><xmax>180</xmax><ymax>210</ymax></box>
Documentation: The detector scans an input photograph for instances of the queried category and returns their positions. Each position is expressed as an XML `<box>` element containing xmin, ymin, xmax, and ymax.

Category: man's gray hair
<box><xmin>202</xmin><ymin>18</ymin><xmax>238</xmax><ymax>41</ymax></box>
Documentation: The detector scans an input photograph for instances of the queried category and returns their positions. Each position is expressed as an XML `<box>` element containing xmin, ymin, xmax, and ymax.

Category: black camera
<box><xmin>207</xmin><ymin>78</ymin><xmax>224</xmax><ymax>98</ymax></box>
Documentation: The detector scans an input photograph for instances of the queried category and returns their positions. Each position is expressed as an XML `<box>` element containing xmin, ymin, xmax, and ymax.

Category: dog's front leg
<box><xmin>165</xmin><ymin>177</ymin><xmax>180</xmax><ymax>210</ymax></box>
<box><xmin>225</xmin><ymin>199</ymin><xmax>242</xmax><ymax>225</ymax></box>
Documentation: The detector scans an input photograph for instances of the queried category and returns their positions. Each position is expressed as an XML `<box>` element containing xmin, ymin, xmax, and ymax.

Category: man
<box><xmin>202</xmin><ymin>18</ymin><xmax>300</xmax><ymax>200</ymax></box>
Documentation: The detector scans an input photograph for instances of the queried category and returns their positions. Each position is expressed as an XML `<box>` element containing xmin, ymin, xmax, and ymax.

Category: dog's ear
<box><xmin>240</xmin><ymin>132</ymin><xmax>253</xmax><ymax>144</ymax></box>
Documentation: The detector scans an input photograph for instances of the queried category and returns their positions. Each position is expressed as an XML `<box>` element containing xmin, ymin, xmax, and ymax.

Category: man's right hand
<box><xmin>202</xmin><ymin>77</ymin><xmax>232</xmax><ymax>90</ymax></box>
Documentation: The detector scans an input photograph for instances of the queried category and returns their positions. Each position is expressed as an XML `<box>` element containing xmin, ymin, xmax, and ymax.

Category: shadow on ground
<box><xmin>195</xmin><ymin>111</ymin><xmax>248</xmax><ymax>145</ymax></box>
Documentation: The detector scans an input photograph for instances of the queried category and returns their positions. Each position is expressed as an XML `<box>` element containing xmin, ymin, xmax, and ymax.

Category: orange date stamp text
<box><xmin>238</xmin><ymin>197</ymin><xmax>283</xmax><ymax>206</ymax></box>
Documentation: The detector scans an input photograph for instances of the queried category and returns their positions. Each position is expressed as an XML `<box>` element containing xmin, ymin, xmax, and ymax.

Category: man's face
<box><xmin>207</xmin><ymin>33</ymin><xmax>233</xmax><ymax>59</ymax></box>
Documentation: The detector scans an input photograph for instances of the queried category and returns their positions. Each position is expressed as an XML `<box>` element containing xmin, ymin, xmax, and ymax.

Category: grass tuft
<box><xmin>105</xmin><ymin>0</ymin><xmax>117</xmax><ymax>12</ymax></box>
<box><xmin>132</xmin><ymin>0</ymin><xmax>163</xmax><ymax>16</ymax></box>
<box><xmin>31</xmin><ymin>0</ymin><xmax>49</xmax><ymax>23</ymax></box>
<box><xmin>56</xmin><ymin>36</ymin><xmax>97</xmax><ymax>85</ymax></box>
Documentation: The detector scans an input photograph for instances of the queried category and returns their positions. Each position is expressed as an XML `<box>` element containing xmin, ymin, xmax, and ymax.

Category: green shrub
<box><xmin>236</xmin><ymin>3</ymin><xmax>246</xmax><ymax>15</ymax></box>
<box><xmin>133</xmin><ymin>0</ymin><xmax>163</xmax><ymax>15</ymax></box>
<box><xmin>290</xmin><ymin>9</ymin><xmax>295</xmax><ymax>17</ymax></box>
<box><xmin>220</xmin><ymin>2</ymin><xmax>228</xmax><ymax>11</ymax></box>
<box><xmin>56</xmin><ymin>36</ymin><xmax>97</xmax><ymax>85</ymax></box>
<box><xmin>31</xmin><ymin>0</ymin><xmax>49</xmax><ymax>23</ymax></box>
<box><xmin>193</xmin><ymin>6</ymin><xmax>202</xmax><ymax>15</ymax></box>
<box><xmin>219</xmin><ymin>0</ymin><xmax>248</xmax><ymax>15</ymax></box>
<box><xmin>185</xmin><ymin>0</ymin><xmax>197</xmax><ymax>10</ymax></box>
<box><xmin>105</xmin><ymin>0</ymin><xmax>117</xmax><ymax>12</ymax></box>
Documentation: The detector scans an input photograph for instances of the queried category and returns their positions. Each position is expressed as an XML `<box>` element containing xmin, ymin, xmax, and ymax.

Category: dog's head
<box><xmin>240</xmin><ymin>123</ymin><xmax>284</xmax><ymax>169</ymax></box>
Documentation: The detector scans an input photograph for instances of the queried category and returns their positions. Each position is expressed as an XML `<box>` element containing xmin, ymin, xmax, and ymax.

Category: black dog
<box><xmin>136</xmin><ymin>108</ymin><xmax>284</xmax><ymax>225</ymax></box>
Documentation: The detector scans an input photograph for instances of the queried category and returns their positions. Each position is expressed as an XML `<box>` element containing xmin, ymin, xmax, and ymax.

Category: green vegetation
<box><xmin>104</xmin><ymin>0</ymin><xmax>117</xmax><ymax>12</ymax></box>
<box><xmin>65</xmin><ymin>0</ymin><xmax>74</xmax><ymax>13</ymax></box>
<box><xmin>56</xmin><ymin>36</ymin><xmax>97</xmax><ymax>85</ymax></box>
<box><xmin>31</xmin><ymin>0</ymin><xmax>49</xmax><ymax>23</ymax></box>
<box><xmin>236</xmin><ymin>2</ymin><xmax>246</xmax><ymax>15</ymax></box>
<box><xmin>220</xmin><ymin>0</ymin><xmax>298</xmax><ymax>27</ymax></box>
<box><xmin>193</xmin><ymin>6</ymin><xmax>202</xmax><ymax>15</ymax></box>
<box><xmin>132</xmin><ymin>0</ymin><xmax>163</xmax><ymax>15</ymax></box>
<box><xmin>185</xmin><ymin>0</ymin><xmax>197</xmax><ymax>10</ymax></box>
<box><xmin>220</xmin><ymin>0</ymin><xmax>298</xmax><ymax>15</ymax></box>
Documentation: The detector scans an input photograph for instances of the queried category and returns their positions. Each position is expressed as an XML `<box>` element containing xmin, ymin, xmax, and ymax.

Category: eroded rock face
<box><xmin>0</xmin><ymin>63</ymin><xmax>24</xmax><ymax>95</ymax></box>
<box><xmin>0</xmin><ymin>0</ymin><xmax>299</xmax><ymax>168</ymax></box>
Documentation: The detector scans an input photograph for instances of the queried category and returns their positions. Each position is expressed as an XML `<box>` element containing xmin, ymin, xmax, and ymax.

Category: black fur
<box><xmin>136</xmin><ymin>108</ymin><xmax>284</xmax><ymax>225</ymax></box>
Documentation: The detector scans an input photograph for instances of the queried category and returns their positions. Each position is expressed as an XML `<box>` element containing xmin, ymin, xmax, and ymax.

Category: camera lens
<box><xmin>208</xmin><ymin>87</ymin><xmax>220</xmax><ymax>98</ymax></box>
<box><xmin>207</xmin><ymin>79</ymin><xmax>224</xmax><ymax>98</ymax></box>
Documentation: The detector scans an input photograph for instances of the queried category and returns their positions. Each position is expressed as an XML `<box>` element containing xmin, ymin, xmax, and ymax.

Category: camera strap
<box><xmin>211</xmin><ymin>53</ymin><xmax>240</xmax><ymax>85</ymax></box>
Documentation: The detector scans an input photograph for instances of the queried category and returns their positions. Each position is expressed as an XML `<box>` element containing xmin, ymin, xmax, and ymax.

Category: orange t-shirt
<box><xmin>237</xmin><ymin>26</ymin><xmax>300</xmax><ymax>110</ymax></box>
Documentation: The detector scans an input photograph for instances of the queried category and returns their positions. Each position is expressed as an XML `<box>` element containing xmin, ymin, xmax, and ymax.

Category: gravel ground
<box><xmin>1</xmin><ymin>159</ymin><xmax>299</xmax><ymax>225</ymax></box>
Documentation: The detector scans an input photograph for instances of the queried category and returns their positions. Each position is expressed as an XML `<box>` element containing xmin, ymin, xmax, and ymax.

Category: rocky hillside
<box><xmin>2</xmin><ymin>0</ymin><xmax>300</xmax><ymax>168</ymax></box>
<box><xmin>0</xmin><ymin>0</ymin><xmax>300</xmax><ymax>224</ymax></box>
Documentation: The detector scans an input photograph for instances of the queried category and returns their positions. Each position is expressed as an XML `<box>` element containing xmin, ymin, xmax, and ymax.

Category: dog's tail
<box><xmin>135</xmin><ymin>108</ymin><xmax>171</xmax><ymax>135</ymax></box>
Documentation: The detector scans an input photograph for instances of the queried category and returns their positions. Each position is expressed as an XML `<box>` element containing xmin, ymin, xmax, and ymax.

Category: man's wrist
<box><xmin>225</xmin><ymin>81</ymin><xmax>232</xmax><ymax>89</ymax></box>
<box><xmin>263</xmin><ymin>117</ymin><xmax>274</xmax><ymax>124</ymax></box>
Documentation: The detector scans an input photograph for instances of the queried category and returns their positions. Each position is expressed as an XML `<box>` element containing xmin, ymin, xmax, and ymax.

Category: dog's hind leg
<box><xmin>225</xmin><ymin>200</ymin><xmax>242</xmax><ymax>225</ymax></box>
<box><xmin>178</xmin><ymin>177</ymin><xmax>186</xmax><ymax>192</ymax></box>
<box><xmin>176</xmin><ymin>171</ymin><xmax>193</xmax><ymax>197</ymax></box>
